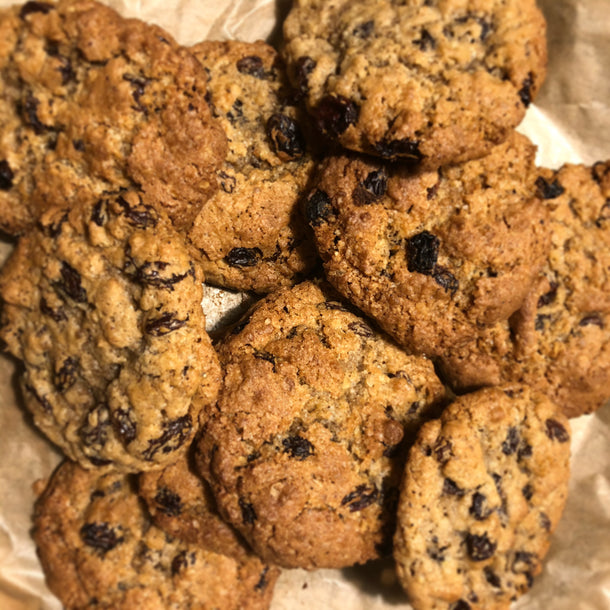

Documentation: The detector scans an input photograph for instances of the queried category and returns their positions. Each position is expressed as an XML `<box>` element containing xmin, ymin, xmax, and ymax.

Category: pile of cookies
<box><xmin>0</xmin><ymin>0</ymin><xmax>607</xmax><ymax>609</ymax></box>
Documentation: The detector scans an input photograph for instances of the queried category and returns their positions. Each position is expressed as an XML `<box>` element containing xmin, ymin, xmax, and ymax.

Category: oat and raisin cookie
<box><xmin>187</xmin><ymin>40</ymin><xmax>318</xmax><ymax>293</ymax></box>
<box><xmin>196</xmin><ymin>280</ymin><xmax>447</xmax><ymax>569</ymax></box>
<box><xmin>0</xmin><ymin>0</ymin><xmax>226</xmax><ymax>234</ymax></box>
<box><xmin>307</xmin><ymin>132</ymin><xmax>550</xmax><ymax>360</ymax></box>
<box><xmin>0</xmin><ymin>190</ymin><xmax>220</xmax><ymax>472</ymax></box>
<box><xmin>438</xmin><ymin>162</ymin><xmax>610</xmax><ymax>418</ymax></box>
<box><xmin>33</xmin><ymin>460</ymin><xmax>277</xmax><ymax>610</ymax></box>
<box><xmin>393</xmin><ymin>385</ymin><xmax>571</xmax><ymax>610</ymax></box>
<box><xmin>282</xmin><ymin>0</ymin><xmax>547</xmax><ymax>168</ymax></box>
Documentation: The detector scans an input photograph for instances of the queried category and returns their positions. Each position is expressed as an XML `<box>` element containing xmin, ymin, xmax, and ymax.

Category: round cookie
<box><xmin>33</xmin><ymin>460</ymin><xmax>278</xmax><ymax>610</ymax></box>
<box><xmin>393</xmin><ymin>385</ymin><xmax>571</xmax><ymax>610</ymax></box>
<box><xmin>282</xmin><ymin>0</ymin><xmax>547</xmax><ymax>168</ymax></box>
<box><xmin>196</xmin><ymin>280</ymin><xmax>447</xmax><ymax>569</ymax></box>
<box><xmin>186</xmin><ymin>40</ymin><xmax>318</xmax><ymax>293</ymax></box>
<box><xmin>307</xmin><ymin>131</ymin><xmax>550</xmax><ymax>360</ymax></box>
<box><xmin>0</xmin><ymin>0</ymin><xmax>226</xmax><ymax>234</ymax></box>
<box><xmin>0</xmin><ymin>190</ymin><xmax>220</xmax><ymax>472</ymax></box>
<box><xmin>438</xmin><ymin>162</ymin><xmax>610</xmax><ymax>418</ymax></box>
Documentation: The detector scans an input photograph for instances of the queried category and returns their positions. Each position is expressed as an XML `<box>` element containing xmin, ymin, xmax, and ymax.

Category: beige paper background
<box><xmin>0</xmin><ymin>0</ymin><xmax>609</xmax><ymax>608</ymax></box>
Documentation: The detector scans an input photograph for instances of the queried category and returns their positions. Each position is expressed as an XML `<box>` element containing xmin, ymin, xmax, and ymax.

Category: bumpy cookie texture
<box><xmin>439</xmin><ymin>162</ymin><xmax>610</xmax><ymax>418</ymax></box>
<box><xmin>187</xmin><ymin>40</ymin><xmax>318</xmax><ymax>293</ymax></box>
<box><xmin>0</xmin><ymin>0</ymin><xmax>226</xmax><ymax>234</ymax></box>
<box><xmin>33</xmin><ymin>461</ymin><xmax>277</xmax><ymax>610</ymax></box>
<box><xmin>0</xmin><ymin>190</ymin><xmax>220</xmax><ymax>472</ymax></box>
<box><xmin>309</xmin><ymin>132</ymin><xmax>550</xmax><ymax>359</ymax></box>
<box><xmin>197</xmin><ymin>280</ymin><xmax>447</xmax><ymax>569</ymax></box>
<box><xmin>282</xmin><ymin>0</ymin><xmax>546</xmax><ymax>168</ymax></box>
<box><xmin>393</xmin><ymin>385</ymin><xmax>571</xmax><ymax>610</ymax></box>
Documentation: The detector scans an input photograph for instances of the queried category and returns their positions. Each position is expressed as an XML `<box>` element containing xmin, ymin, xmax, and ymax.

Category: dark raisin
<box><xmin>354</xmin><ymin>169</ymin><xmax>387</xmax><ymax>205</ymax></box>
<box><xmin>225</xmin><ymin>247</ymin><xmax>262</xmax><ymax>268</ymax></box>
<box><xmin>227</xmin><ymin>99</ymin><xmax>244</xmax><ymax>122</ymax></box>
<box><xmin>434</xmin><ymin>437</ymin><xmax>453</xmax><ymax>463</ymax></box>
<box><xmin>537</xmin><ymin>281</ymin><xmax>558</xmax><ymax>307</ymax></box>
<box><xmin>78</xmin><ymin>406</ymin><xmax>109</xmax><ymax>448</ymax></box>
<box><xmin>579</xmin><ymin>314</ymin><xmax>604</xmax><ymax>328</ymax></box>
<box><xmin>111</xmin><ymin>408</ymin><xmax>137</xmax><ymax>445</ymax></box>
<box><xmin>154</xmin><ymin>487</ymin><xmax>183</xmax><ymax>516</ymax></box>
<box><xmin>484</xmin><ymin>566</ymin><xmax>502</xmax><ymax>588</ymax></box>
<box><xmin>522</xmin><ymin>484</ymin><xmax>533</xmax><ymax>500</ymax></box>
<box><xmin>40</xmin><ymin>297</ymin><xmax>67</xmax><ymax>322</ymax></box>
<box><xmin>57</xmin><ymin>261</ymin><xmax>87</xmax><ymax>303</ymax></box>
<box><xmin>469</xmin><ymin>492</ymin><xmax>491</xmax><ymax>521</ymax></box>
<box><xmin>122</xmin><ymin>74</ymin><xmax>149</xmax><ymax>110</ymax></box>
<box><xmin>239</xmin><ymin>498</ymin><xmax>257</xmax><ymax>524</ymax></box>
<box><xmin>545</xmin><ymin>419</ymin><xmax>569</xmax><ymax>443</ymax></box>
<box><xmin>255</xmin><ymin>566</ymin><xmax>270</xmax><ymax>591</ymax></box>
<box><xmin>57</xmin><ymin>56</ymin><xmax>74</xmax><ymax>84</ymax></box>
<box><xmin>512</xmin><ymin>551</ymin><xmax>537</xmax><ymax>575</ymax></box>
<box><xmin>125</xmin><ymin>258</ymin><xmax>194</xmax><ymax>288</ymax></box>
<box><xmin>426</xmin><ymin>535</ymin><xmax>449</xmax><ymax>562</ymax></box>
<box><xmin>116</xmin><ymin>195</ymin><xmax>157</xmax><ymax>228</ymax></box>
<box><xmin>321</xmin><ymin>300</ymin><xmax>349</xmax><ymax>312</ymax></box>
<box><xmin>143</xmin><ymin>415</ymin><xmax>192</xmax><ymax>460</ymax></box>
<box><xmin>294</xmin><ymin>56</ymin><xmax>316</xmax><ymax>96</ymax></box>
<box><xmin>219</xmin><ymin>171</ymin><xmax>236</xmax><ymax>194</ymax></box>
<box><xmin>72</xmin><ymin>139</ymin><xmax>85</xmax><ymax>152</ymax></box>
<box><xmin>314</xmin><ymin>95</ymin><xmax>359</xmax><ymax>137</ymax></box>
<box><xmin>171</xmin><ymin>550</ymin><xmax>195</xmax><ymax>575</ymax></box>
<box><xmin>465</xmin><ymin>532</ymin><xmax>497</xmax><ymax>561</ymax></box>
<box><xmin>236</xmin><ymin>56</ymin><xmax>266</xmax><ymax>79</ymax></box>
<box><xmin>406</xmin><ymin>231</ymin><xmax>439</xmax><ymax>275</ymax></box>
<box><xmin>374</xmin><ymin>137</ymin><xmax>423</xmax><ymax>162</ymax></box>
<box><xmin>353</xmin><ymin>20</ymin><xmax>374</xmax><ymax>38</ymax></box>
<box><xmin>19</xmin><ymin>1</ymin><xmax>54</xmax><ymax>18</ymax></box>
<box><xmin>145</xmin><ymin>312</ymin><xmax>189</xmax><ymax>336</ymax></box>
<box><xmin>53</xmin><ymin>356</ymin><xmax>78</xmax><ymax>391</ymax></box>
<box><xmin>517</xmin><ymin>442</ymin><xmax>532</xmax><ymax>460</ymax></box>
<box><xmin>22</xmin><ymin>94</ymin><xmax>49</xmax><ymax>134</ymax></box>
<box><xmin>348</xmin><ymin>321</ymin><xmax>374</xmax><ymax>337</ymax></box>
<box><xmin>535</xmin><ymin>313</ymin><xmax>551</xmax><ymax>331</ymax></box>
<box><xmin>91</xmin><ymin>199</ymin><xmax>106</xmax><ymax>226</ymax></box>
<box><xmin>282</xmin><ymin>435</ymin><xmax>314</xmax><ymax>459</ymax></box>
<box><xmin>0</xmin><ymin>160</ymin><xmax>14</xmax><ymax>190</ymax></box>
<box><xmin>596</xmin><ymin>200</ymin><xmax>610</xmax><ymax>227</ymax></box>
<box><xmin>80</xmin><ymin>522</ymin><xmax>124</xmax><ymax>554</ymax></box>
<box><xmin>305</xmin><ymin>189</ymin><xmax>334</xmax><ymax>226</ymax></box>
<box><xmin>41</xmin><ymin>210</ymin><xmax>68</xmax><ymax>238</ymax></box>
<box><xmin>341</xmin><ymin>484</ymin><xmax>378</xmax><ymax>512</ymax></box>
<box><xmin>433</xmin><ymin>266</ymin><xmax>459</xmax><ymax>294</ymax></box>
<box><xmin>539</xmin><ymin>512</ymin><xmax>551</xmax><ymax>531</ymax></box>
<box><xmin>451</xmin><ymin>601</ymin><xmax>471</xmax><ymax>610</ymax></box>
<box><xmin>414</xmin><ymin>28</ymin><xmax>436</xmax><ymax>50</ymax></box>
<box><xmin>518</xmin><ymin>73</ymin><xmax>534</xmax><ymax>107</ymax></box>
<box><xmin>443</xmin><ymin>478</ymin><xmax>464</xmax><ymax>496</ymax></box>
<box><xmin>535</xmin><ymin>176</ymin><xmax>564</xmax><ymax>199</ymax></box>
<box><xmin>266</xmin><ymin>113</ymin><xmax>305</xmax><ymax>160</ymax></box>
<box><xmin>502</xmin><ymin>427</ymin><xmax>520</xmax><ymax>455</ymax></box>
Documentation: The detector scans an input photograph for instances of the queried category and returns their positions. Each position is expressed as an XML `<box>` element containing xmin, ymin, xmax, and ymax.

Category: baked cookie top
<box><xmin>439</xmin><ymin>162</ymin><xmax>610</xmax><ymax>418</ymax></box>
<box><xmin>186</xmin><ymin>40</ymin><xmax>318</xmax><ymax>293</ymax></box>
<box><xmin>282</xmin><ymin>0</ymin><xmax>547</xmax><ymax>168</ymax></box>
<box><xmin>308</xmin><ymin>132</ymin><xmax>550</xmax><ymax>359</ymax></box>
<box><xmin>393</xmin><ymin>385</ymin><xmax>571</xmax><ymax>610</ymax></box>
<box><xmin>196</xmin><ymin>280</ymin><xmax>447</xmax><ymax>569</ymax></box>
<box><xmin>0</xmin><ymin>190</ymin><xmax>220</xmax><ymax>472</ymax></box>
<box><xmin>33</xmin><ymin>460</ymin><xmax>277</xmax><ymax>610</ymax></box>
<box><xmin>0</xmin><ymin>0</ymin><xmax>226</xmax><ymax>234</ymax></box>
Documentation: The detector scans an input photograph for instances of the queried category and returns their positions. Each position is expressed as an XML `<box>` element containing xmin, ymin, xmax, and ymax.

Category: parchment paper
<box><xmin>0</xmin><ymin>1</ymin><xmax>609</xmax><ymax>609</ymax></box>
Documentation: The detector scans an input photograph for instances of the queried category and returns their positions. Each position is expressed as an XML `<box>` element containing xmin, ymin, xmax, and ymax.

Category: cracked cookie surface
<box><xmin>308</xmin><ymin>132</ymin><xmax>550</xmax><ymax>359</ymax></box>
<box><xmin>0</xmin><ymin>0</ymin><xmax>226</xmax><ymax>234</ymax></box>
<box><xmin>393</xmin><ymin>385</ymin><xmax>570</xmax><ymax>610</ymax></box>
<box><xmin>0</xmin><ymin>190</ymin><xmax>220</xmax><ymax>472</ymax></box>
<box><xmin>196</xmin><ymin>280</ymin><xmax>446</xmax><ymax>569</ymax></box>
<box><xmin>282</xmin><ymin>0</ymin><xmax>547</xmax><ymax>168</ymax></box>
<box><xmin>33</xmin><ymin>460</ymin><xmax>277</xmax><ymax>610</ymax></box>
<box><xmin>186</xmin><ymin>40</ymin><xmax>318</xmax><ymax>293</ymax></box>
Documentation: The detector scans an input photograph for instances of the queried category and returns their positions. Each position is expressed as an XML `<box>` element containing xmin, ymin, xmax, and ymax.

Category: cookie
<box><xmin>0</xmin><ymin>0</ymin><xmax>226</xmax><ymax>234</ymax></box>
<box><xmin>438</xmin><ymin>161</ymin><xmax>610</xmax><ymax>418</ymax></box>
<box><xmin>282</xmin><ymin>0</ymin><xmax>547</xmax><ymax>168</ymax></box>
<box><xmin>33</xmin><ymin>460</ymin><xmax>277</xmax><ymax>610</ymax></box>
<box><xmin>308</xmin><ymin>131</ymin><xmax>550</xmax><ymax>360</ymax></box>
<box><xmin>0</xmin><ymin>190</ymin><xmax>220</xmax><ymax>472</ymax></box>
<box><xmin>196</xmin><ymin>280</ymin><xmax>447</xmax><ymax>569</ymax></box>
<box><xmin>186</xmin><ymin>40</ymin><xmax>318</xmax><ymax>293</ymax></box>
<box><xmin>393</xmin><ymin>385</ymin><xmax>571</xmax><ymax>610</ymax></box>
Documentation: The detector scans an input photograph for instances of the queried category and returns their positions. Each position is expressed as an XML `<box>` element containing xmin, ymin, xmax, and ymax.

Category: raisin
<box><xmin>518</xmin><ymin>73</ymin><xmax>534</xmax><ymax>107</ymax></box>
<box><xmin>535</xmin><ymin>176</ymin><xmax>564</xmax><ymax>199</ymax></box>
<box><xmin>253</xmin><ymin>350</ymin><xmax>276</xmax><ymax>370</ymax></box>
<box><xmin>116</xmin><ymin>195</ymin><xmax>158</xmax><ymax>228</ymax></box>
<box><xmin>426</xmin><ymin>535</ymin><xmax>449</xmax><ymax>562</ymax></box>
<box><xmin>443</xmin><ymin>478</ymin><xmax>464</xmax><ymax>496</ymax></box>
<box><xmin>406</xmin><ymin>231</ymin><xmax>439</xmax><ymax>275</ymax></box>
<box><xmin>579</xmin><ymin>314</ymin><xmax>603</xmax><ymax>328</ymax></box>
<box><xmin>522</xmin><ymin>484</ymin><xmax>533</xmax><ymax>500</ymax></box>
<box><xmin>225</xmin><ymin>247</ymin><xmax>262</xmax><ymax>268</ymax></box>
<box><xmin>266</xmin><ymin>113</ymin><xmax>305</xmax><ymax>160</ymax></box>
<box><xmin>219</xmin><ymin>171</ymin><xmax>236</xmax><ymax>194</ymax></box>
<box><xmin>239</xmin><ymin>498</ymin><xmax>257</xmax><ymax>524</ymax></box>
<box><xmin>414</xmin><ymin>28</ymin><xmax>436</xmax><ymax>50</ymax></box>
<box><xmin>255</xmin><ymin>566</ymin><xmax>270</xmax><ymax>591</ymax></box>
<box><xmin>19</xmin><ymin>1</ymin><xmax>54</xmax><ymax>18</ymax></box>
<box><xmin>484</xmin><ymin>567</ymin><xmax>502</xmax><ymax>588</ymax></box>
<box><xmin>545</xmin><ymin>419</ymin><xmax>569</xmax><ymax>443</ymax></box>
<box><xmin>341</xmin><ymin>484</ymin><xmax>378</xmax><ymax>512</ymax></box>
<box><xmin>374</xmin><ymin>138</ymin><xmax>423</xmax><ymax>162</ymax></box>
<box><xmin>321</xmin><ymin>300</ymin><xmax>349</xmax><ymax>312</ymax></box>
<box><xmin>126</xmin><ymin>258</ymin><xmax>194</xmax><ymax>288</ymax></box>
<box><xmin>72</xmin><ymin>139</ymin><xmax>85</xmax><ymax>152</ymax></box>
<box><xmin>314</xmin><ymin>95</ymin><xmax>359</xmax><ymax>136</ymax></box>
<box><xmin>122</xmin><ymin>74</ymin><xmax>149</xmax><ymax>110</ymax></box>
<box><xmin>537</xmin><ymin>281</ymin><xmax>558</xmax><ymax>307</ymax></box>
<box><xmin>57</xmin><ymin>261</ymin><xmax>87</xmax><ymax>303</ymax></box>
<box><xmin>535</xmin><ymin>313</ymin><xmax>551</xmax><ymax>331</ymax></box>
<box><xmin>154</xmin><ymin>487</ymin><xmax>183</xmax><ymax>516</ymax></box>
<box><xmin>596</xmin><ymin>200</ymin><xmax>610</xmax><ymax>228</ymax></box>
<box><xmin>57</xmin><ymin>56</ymin><xmax>74</xmax><ymax>84</ymax></box>
<box><xmin>80</xmin><ymin>522</ymin><xmax>124</xmax><ymax>553</ymax></box>
<box><xmin>517</xmin><ymin>442</ymin><xmax>532</xmax><ymax>460</ymax></box>
<box><xmin>236</xmin><ymin>56</ymin><xmax>266</xmax><ymax>79</ymax></box>
<box><xmin>433</xmin><ymin>267</ymin><xmax>459</xmax><ymax>294</ymax></box>
<box><xmin>469</xmin><ymin>492</ymin><xmax>491</xmax><ymax>521</ymax></box>
<box><xmin>91</xmin><ymin>199</ymin><xmax>106</xmax><ymax>226</ymax></box>
<box><xmin>451</xmin><ymin>602</ymin><xmax>471</xmax><ymax>610</ymax></box>
<box><xmin>539</xmin><ymin>512</ymin><xmax>551</xmax><ymax>531</ymax></box>
<box><xmin>111</xmin><ymin>408</ymin><xmax>137</xmax><ymax>445</ymax></box>
<box><xmin>465</xmin><ymin>532</ymin><xmax>497</xmax><ymax>561</ymax></box>
<box><xmin>53</xmin><ymin>356</ymin><xmax>78</xmax><ymax>391</ymax></box>
<box><xmin>294</xmin><ymin>56</ymin><xmax>316</xmax><ymax>96</ymax></box>
<box><xmin>501</xmin><ymin>427</ymin><xmax>520</xmax><ymax>455</ymax></box>
<box><xmin>22</xmin><ymin>94</ymin><xmax>49</xmax><ymax>134</ymax></box>
<box><xmin>282</xmin><ymin>435</ymin><xmax>314</xmax><ymax>459</ymax></box>
<box><xmin>171</xmin><ymin>550</ymin><xmax>195</xmax><ymax>575</ymax></box>
<box><xmin>40</xmin><ymin>297</ymin><xmax>67</xmax><ymax>322</ymax></box>
<box><xmin>143</xmin><ymin>415</ymin><xmax>192</xmax><ymax>460</ymax></box>
<box><xmin>227</xmin><ymin>99</ymin><xmax>244</xmax><ymax>122</ymax></box>
<box><xmin>353</xmin><ymin>20</ymin><xmax>374</xmax><ymax>38</ymax></box>
<box><xmin>512</xmin><ymin>551</ymin><xmax>537</xmax><ymax>574</ymax></box>
<box><xmin>0</xmin><ymin>160</ymin><xmax>14</xmax><ymax>190</ymax></box>
<box><xmin>305</xmin><ymin>189</ymin><xmax>334</xmax><ymax>226</ymax></box>
<box><xmin>78</xmin><ymin>405</ymin><xmax>110</xmax><ymax>448</ymax></box>
<box><xmin>348</xmin><ymin>321</ymin><xmax>374</xmax><ymax>337</ymax></box>
<box><xmin>434</xmin><ymin>437</ymin><xmax>453</xmax><ymax>463</ymax></box>
<box><xmin>41</xmin><ymin>209</ymin><xmax>68</xmax><ymax>238</ymax></box>
<box><xmin>354</xmin><ymin>169</ymin><xmax>387</xmax><ymax>205</ymax></box>
<box><xmin>145</xmin><ymin>312</ymin><xmax>189</xmax><ymax>336</ymax></box>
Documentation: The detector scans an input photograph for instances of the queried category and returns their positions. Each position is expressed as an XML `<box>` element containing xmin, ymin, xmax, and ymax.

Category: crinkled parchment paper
<box><xmin>0</xmin><ymin>1</ymin><xmax>609</xmax><ymax>609</ymax></box>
